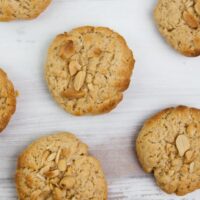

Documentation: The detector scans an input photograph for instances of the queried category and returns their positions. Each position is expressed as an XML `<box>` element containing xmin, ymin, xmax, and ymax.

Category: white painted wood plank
<box><xmin>0</xmin><ymin>0</ymin><xmax>200</xmax><ymax>199</ymax></box>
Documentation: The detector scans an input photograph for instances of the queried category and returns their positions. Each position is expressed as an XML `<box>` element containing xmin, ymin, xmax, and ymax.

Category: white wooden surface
<box><xmin>0</xmin><ymin>0</ymin><xmax>200</xmax><ymax>199</ymax></box>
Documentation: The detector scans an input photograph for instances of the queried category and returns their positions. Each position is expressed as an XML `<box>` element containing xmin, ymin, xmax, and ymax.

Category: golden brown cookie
<box><xmin>0</xmin><ymin>0</ymin><xmax>51</xmax><ymax>21</ymax></box>
<box><xmin>136</xmin><ymin>106</ymin><xmax>200</xmax><ymax>195</ymax></box>
<box><xmin>0</xmin><ymin>68</ymin><xmax>16</xmax><ymax>133</ymax></box>
<box><xmin>154</xmin><ymin>0</ymin><xmax>200</xmax><ymax>56</ymax></box>
<box><xmin>16</xmin><ymin>132</ymin><xmax>107</xmax><ymax>200</ymax></box>
<box><xmin>45</xmin><ymin>26</ymin><xmax>135</xmax><ymax>116</ymax></box>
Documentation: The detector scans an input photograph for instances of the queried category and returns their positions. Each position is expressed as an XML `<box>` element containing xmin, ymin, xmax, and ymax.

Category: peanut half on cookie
<box><xmin>15</xmin><ymin>132</ymin><xmax>108</xmax><ymax>200</ymax></box>
<box><xmin>0</xmin><ymin>68</ymin><xmax>17</xmax><ymax>133</ymax></box>
<box><xmin>0</xmin><ymin>0</ymin><xmax>52</xmax><ymax>21</ymax></box>
<box><xmin>154</xmin><ymin>0</ymin><xmax>200</xmax><ymax>56</ymax></box>
<box><xmin>136</xmin><ymin>106</ymin><xmax>200</xmax><ymax>195</ymax></box>
<box><xmin>45</xmin><ymin>26</ymin><xmax>135</xmax><ymax>116</ymax></box>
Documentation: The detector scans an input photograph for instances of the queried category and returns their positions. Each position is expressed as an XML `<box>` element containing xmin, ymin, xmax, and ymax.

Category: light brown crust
<box><xmin>154</xmin><ymin>0</ymin><xmax>200</xmax><ymax>57</ymax></box>
<box><xmin>45</xmin><ymin>26</ymin><xmax>135</xmax><ymax>116</ymax></box>
<box><xmin>15</xmin><ymin>132</ymin><xmax>107</xmax><ymax>200</ymax></box>
<box><xmin>136</xmin><ymin>106</ymin><xmax>200</xmax><ymax>195</ymax></box>
<box><xmin>0</xmin><ymin>68</ymin><xmax>16</xmax><ymax>132</ymax></box>
<box><xmin>0</xmin><ymin>0</ymin><xmax>52</xmax><ymax>21</ymax></box>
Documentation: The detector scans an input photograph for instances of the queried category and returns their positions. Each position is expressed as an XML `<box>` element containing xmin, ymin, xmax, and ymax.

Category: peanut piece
<box><xmin>183</xmin><ymin>11</ymin><xmax>198</xmax><ymax>29</ymax></box>
<box><xmin>47</xmin><ymin>152</ymin><xmax>57</xmax><ymax>162</ymax></box>
<box><xmin>176</xmin><ymin>135</ymin><xmax>190</xmax><ymax>156</ymax></box>
<box><xmin>59</xmin><ymin>40</ymin><xmax>75</xmax><ymax>59</ymax></box>
<box><xmin>44</xmin><ymin>170</ymin><xmax>60</xmax><ymax>178</ymax></box>
<box><xmin>189</xmin><ymin>162</ymin><xmax>195</xmax><ymax>173</ymax></box>
<box><xmin>61</xmin><ymin>89</ymin><xmax>85</xmax><ymax>99</ymax></box>
<box><xmin>195</xmin><ymin>1</ymin><xmax>200</xmax><ymax>15</ymax></box>
<box><xmin>74</xmin><ymin>71</ymin><xmax>86</xmax><ymax>91</ymax></box>
<box><xmin>58</xmin><ymin>159</ymin><xmax>67</xmax><ymax>172</ymax></box>
<box><xmin>69</xmin><ymin>61</ymin><xmax>81</xmax><ymax>76</ymax></box>
<box><xmin>60</xmin><ymin>176</ymin><xmax>75</xmax><ymax>189</ymax></box>
<box><xmin>185</xmin><ymin>150</ymin><xmax>194</xmax><ymax>163</ymax></box>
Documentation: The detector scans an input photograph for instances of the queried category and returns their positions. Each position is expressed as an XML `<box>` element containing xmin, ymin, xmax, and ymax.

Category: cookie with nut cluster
<box><xmin>136</xmin><ymin>106</ymin><xmax>200</xmax><ymax>195</ymax></box>
<box><xmin>0</xmin><ymin>0</ymin><xmax>51</xmax><ymax>21</ymax></box>
<box><xmin>45</xmin><ymin>26</ymin><xmax>135</xmax><ymax>115</ymax></box>
<box><xmin>15</xmin><ymin>132</ymin><xmax>107</xmax><ymax>200</ymax></box>
<box><xmin>154</xmin><ymin>0</ymin><xmax>200</xmax><ymax>56</ymax></box>
<box><xmin>0</xmin><ymin>68</ymin><xmax>16</xmax><ymax>133</ymax></box>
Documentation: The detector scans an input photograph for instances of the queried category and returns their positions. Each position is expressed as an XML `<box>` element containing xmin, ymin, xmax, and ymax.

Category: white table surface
<box><xmin>0</xmin><ymin>0</ymin><xmax>200</xmax><ymax>199</ymax></box>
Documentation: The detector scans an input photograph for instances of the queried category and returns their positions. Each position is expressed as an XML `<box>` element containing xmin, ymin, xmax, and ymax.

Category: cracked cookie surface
<box><xmin>0</xmin><ymin>68</ymin><xmax>16</xmax><ymax>132</ymax></box>
<box><xmin>45</xmin><ymin>26</ymin><xmax>135</xmax><ymax>115</ymax></box>
<box><xmin>16</xmin><ymin>132</ymin><xmax>107</xmax><ymax>200</ymax></box>
<box><xmin>154</xmin><ymin>0</ymin><xmax>200</xmax><ymax>56</ymax></box>
<box><xmin>136</xmin><ymin>106</ymin><xmax>200</xmax><ymax>195</ymax></box>
<box><xmin>0</xmin><ymin>0</ymin><xmax>51</xmax><ymax>21</ymax></box>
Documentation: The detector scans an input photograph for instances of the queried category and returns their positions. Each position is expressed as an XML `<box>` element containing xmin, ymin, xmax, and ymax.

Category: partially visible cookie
<box><xmin>16</xmin><ymin>132</ymin><xmax>107</xmax><ymax>200</ymax></box>
<box><xmin>45</xmin><ymin>26</ymin><xmax>135</xmax><ymax>116</ymax></box>
<box><xmin>154</xmin><ymin>0</ymin><xmax>200</xmax><ymax>56</ymax></box>
<box><xmin>0</xmin><ymin>68</ymin><xmax>16</xmax><ymax>133</ymax></box>
<box><xmin>136</xmin><ymin>106</ymin><xmax>200</xmax><ymax>195</ymax></box>
<box><xmin>0</xmin><ymin>0</ymin><xmax>51</xmax><ymax>21</ymax></box>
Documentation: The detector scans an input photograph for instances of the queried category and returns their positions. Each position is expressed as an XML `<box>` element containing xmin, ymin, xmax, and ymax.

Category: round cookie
<box><xmin>0</xmin><ymin>68</ymin><xmax>16</xmax><ymax>132</ymax></box>
<box><xmin>45</xmin><ymin>26</ymin><xmax>135</xmax><ymax>116</ymax></box>
<box><xmin>0</xmin><ymin>0</ymin><xmax>51</xmax><ymax>21</ymax></box>
<box><xmin>16</xmin><ymin>132</ymin><xmax>107</xmax><ymax>200</ymax></box>
<box><xmin>154</xmin><ymin>0</ymin><xmax>200</xmax><ymax>56</ymax></box>
<box><xmin>136</xmin><ymin>106</ymin><xmax>200</xmax><ymax>195</ymax></box>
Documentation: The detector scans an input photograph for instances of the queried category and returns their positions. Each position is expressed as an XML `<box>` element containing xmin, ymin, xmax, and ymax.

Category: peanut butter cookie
<box><xmin>0</xmin><ymin>68</ymin><xmax>16</xmax><ymax>133</ymax></box>
<box><xmin>154</xmin><ymin>0</ymin><xmax>200</xmax><ymax>56</ymax></box>
<box><xmin>16</xmin><ymin>132</ymin><xmax>107</xmax><ymax>200</ymax></box>
<box><xmin>45</xmin><ymin>26</ymin><xmax>135</xmax><ymax>115</ymax></box>
<box><xmin>136</xmin><ymin>106</ymin><xmax>200</xmax><ymax>195</ymax></box>
<box><xmin>0</xmin><ymin>0</ymin><xmax>51</xmax><ymax>21</ymax></box>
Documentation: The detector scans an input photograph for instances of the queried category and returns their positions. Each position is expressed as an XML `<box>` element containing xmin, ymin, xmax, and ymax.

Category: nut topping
<box><xmin>47</xmin><ymin>152</ymin><xmax>57</xmax><ymax>162</ymax></box>
<box><xmin>183</xmin><ymin>11</ymin><xmax>198</xmax><ymax>29</ymax></box>
<box><xmin>36</xmin><ymin>174</ymin><xmax>46</xmax><ymax>181</ymax></box>
<box><xmin>59</xmin><ymin>40</ymin><xmax>75</xmax><ymax>59</ymax></box>
<box><xmin>39</xmin><ymin>191</ymin><xmax>51</xmax><ymax>200</ymax></box>
<box><xmin>69</xmin><ymin>61</ymin><xmax>81</xmax><ymax>76</ymax></box>
<box><xmin>88</xmin><ymin>83</ymin><xmax>94</xmax><ymax>91</ymax></box>
<box><xmin>44</xmin><ymin>170</ymin><xmax>60</xmax><ymax>178</ymax></box>
<box><xmin>61</xmin><ymin>89</ymin><xmax>85</xmax><ymax>99</ymax></box>
<box><xmin>74</xmin><ymin>71</ymin><xmax>86</xmax><ymax>91</ymax></box>
<box><xmin>30</xmin><ymin>190</ymin><xmax>41</xmax><ymax>200</ymax></box>
<box><xmin>61</xmin><ymin>148</ymin><xmax>70</xmax><ymax>158</ymax></box>
<box><xmin>189</xmin><ymin>162</ymin><xmax>195</xmax><ymax>173</ymax></box>
<box><xmin>41</xmin><ymin>150</ymin><xmax>50</xmax><ymax>166</ymax></box>
<box><xmin>60</xmin><ymin>176</ymin><xmax>75</xmax><ymax>189</ymax></box>
<box><xmin>94</xmin><ymin>48</ymin><xmax>102</xmax><ymax>57</ymax></box>
<box><xmin>187</xmin><ymin>123</ymin><xmax>196</xmax><ymax>136</ymax></box>
<box><xmin>53</xmin><ymin>187</ymin><xmax>63</xmax><ymax>199</ymax></box>
<box><xmin>185</xmin><ymin>150</ymin><xmax>194</xmax><ymax>163</ymax></box>
<box><xmin>195</xmin><ymin>1</ymin><xmax>200</xmax><ymax>15</ymax></box>
<box><xmin>40</xmin><ymin>165</ymin><xmax>51</xmax><ymax>175</ymax></box>
<box><xmin>55</xmin><ymin>148</ymin><xmax>62</xmax><ymax>164</ymax></box>
<box><xmin>58</xmin><ymin>159</ymin><xmax>67</xmax><ymax>171</ymax></box>
<box><xmin>176</xmin><ymin>135</ymin><xmax>190</xmax><ymax>157</ymax></box>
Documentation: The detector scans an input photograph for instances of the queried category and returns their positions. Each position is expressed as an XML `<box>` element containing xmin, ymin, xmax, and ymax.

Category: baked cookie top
<box><xmin>136</xmin><ymin>106</ymin><xmax>200</xmax><ymax>195</ymax></box>
<box><xmin>45</xmin><ymin>26</ymin><xmax>135</xmax><ymax>116</ymax></box>
<box><xmin>0</xmin><ymin>0</ymin><xmax>51</xmax><ymax>21</ymax></box>
<box><xmin>154</xmin><ymin>0</ymin><xmax>200</xmax><ymax>56</ymax></box>
<box><xmin>16</xmin><ymin>132</ymin><xmax>107</xmax><ymax>200</ymax></box>
<box><xmin>0</xmin><ymin>68</ymin><xmax>16</xmax><ymax>132</ymax></box>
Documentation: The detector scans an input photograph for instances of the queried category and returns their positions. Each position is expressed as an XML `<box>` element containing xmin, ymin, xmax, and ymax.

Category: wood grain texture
<box><xmin>0</xmin><ymin>0</ymin><xmax>200</xmax><ymax>199</ymax></box>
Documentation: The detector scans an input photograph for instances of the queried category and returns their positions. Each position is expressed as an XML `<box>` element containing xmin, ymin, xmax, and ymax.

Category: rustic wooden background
<box><xmin>0</xmin><ymin>0</ymin><xmax>200</xmax><ymax>199</ymax></box>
